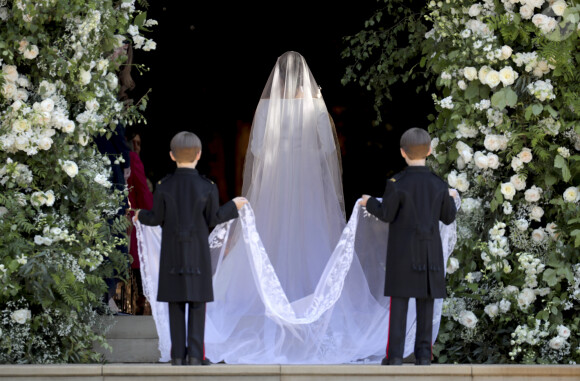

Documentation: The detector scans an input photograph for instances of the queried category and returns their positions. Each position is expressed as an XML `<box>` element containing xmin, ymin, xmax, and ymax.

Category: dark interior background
<box><xmin>130</xmin><ymin>1</ymin><xmax>433</xmax><ymax>215</ymax></box>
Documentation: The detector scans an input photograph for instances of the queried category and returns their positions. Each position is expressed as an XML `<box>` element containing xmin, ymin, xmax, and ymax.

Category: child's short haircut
<box><xmin>170</xmin><ymin>131</ymin><xmax>202</xmax><ymax>163</ymax></box>
<box><xmin>400</xmin><ymin>127</ymin><xmax>431</xmax><ymax>160</ymax></box>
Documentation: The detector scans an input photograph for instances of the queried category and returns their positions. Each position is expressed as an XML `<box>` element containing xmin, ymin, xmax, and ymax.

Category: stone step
<box><xmin>94</xmin><ymin>315</ymin><xmax>161</xmax><ymax>363</ymax></box>
<box><xmin>1</xmin><ymin>364</ymin><xmax>579</xmax><ymax>381</ymax></box>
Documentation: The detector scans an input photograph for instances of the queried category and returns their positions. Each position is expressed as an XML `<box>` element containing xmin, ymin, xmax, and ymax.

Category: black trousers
<box><xmin>168</xmin><ymin>302</ymin><xmax>206</xmax><ymax>360</ymax></box>
<box><xmin>386</xmin><ymin>297</ymin><xmax>434</xmax><ymax>361</ymax></box>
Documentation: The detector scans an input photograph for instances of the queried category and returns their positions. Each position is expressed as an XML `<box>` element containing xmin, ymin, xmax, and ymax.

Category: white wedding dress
<box><xmin>135</xmin><ymin>51</ymin><xmax>459</xmax><ymax>364</ymax></box>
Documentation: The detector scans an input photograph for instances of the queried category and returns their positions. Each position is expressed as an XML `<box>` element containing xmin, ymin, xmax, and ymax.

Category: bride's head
<box><xmin>262</xmin><ymin>51</ymin><xmax>320</xmax><ymax>99</ymax></box>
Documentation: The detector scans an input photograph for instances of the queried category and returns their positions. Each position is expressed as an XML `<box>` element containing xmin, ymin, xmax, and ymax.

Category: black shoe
<box><xmin>381</xmin><ymin>357</ymin><xmax>403</xmax><ymax>365</ymax></box>
<box><xmin>171</xmin><ymin>358</ymin><xmax>184</xmax><ymax>366</ymax></box>
<box><xmin>415</xmin><ymin>358</ymin><xmax>431</xmax><ymax>365</ymax></box>
<box><xmin>201</xmin><ymin>357</ymin><xmax>212</xmax><ymax>366</ymax></box>
<box><xmin>186</xmin><ymin>356</ymin><xmax>201</xmax><ymax>366</ymax></box>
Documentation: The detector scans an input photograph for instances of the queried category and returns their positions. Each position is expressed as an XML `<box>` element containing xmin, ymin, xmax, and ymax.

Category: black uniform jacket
<box><xmin>138</xmin><ymin>168</ymin><xmax>238</xmax><ymax>302</ymax></box>
<box><xmin>366</xmin><ymin>166</ymin><xmax>457</xmax><ymax>298</ymax></box>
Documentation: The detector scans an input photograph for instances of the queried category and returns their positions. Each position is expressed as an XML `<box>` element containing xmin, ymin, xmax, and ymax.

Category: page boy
<box><xmin>359</xmin><ymin>127</ymin><xmax>458</xmax><ymax>365</ymax></box>
<box><xmin>135</xmin><ymin>131</ymin><xmax>247</xmax><ymax>366</ymax></box>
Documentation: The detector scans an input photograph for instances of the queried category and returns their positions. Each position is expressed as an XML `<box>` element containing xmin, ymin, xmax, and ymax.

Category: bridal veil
<box><xmin>136</xmin><ymin>51</ymin><xmax>458</xmax><ymax>364</ymax></box>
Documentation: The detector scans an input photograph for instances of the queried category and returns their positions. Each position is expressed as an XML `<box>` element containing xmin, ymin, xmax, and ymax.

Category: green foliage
<box><xmin>0</xmin><ymin>0</ymin><xmax>155</xmax><ymax>363</ymax></box>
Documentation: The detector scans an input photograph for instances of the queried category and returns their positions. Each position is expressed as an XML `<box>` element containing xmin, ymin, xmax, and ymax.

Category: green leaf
<box><xmin>543</xmin><ymin>268</ymin><xmax>558</xmax><ymax>287</ymax></box>
<box><xmin>491</xmin><ymin>90</ymin><xmax>506</xmax><ymax>109</ymax></box>
<box><xmin>504</xmin><ymin>87</ymin><xmax>518</xmax><ymax>107</ymax></box>
<box><xmin>465</xmin><ymin>82</ymin><xmax>480</xmax><ymax>100</ymax></box>
<box><xmin>532</xmin><ymin>104</ymin><xmax>543</xmax><ymax>115</ymax></box>
<box><xmin>571</xmin><ymin>230</ymin><xmax>580</xmax><ymax>248</ymax></box>
<box><xmin>134</xmin><ymin>12</ymin><xmax>147</xmax><ymax>27</ymax></box>
<box><xmin>554</xmin><ymin>155</ymin><xmax>571</xmax><ymax>182</ymax></box>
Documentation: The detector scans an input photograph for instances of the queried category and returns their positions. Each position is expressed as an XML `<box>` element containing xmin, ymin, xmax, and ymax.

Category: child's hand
<box><xmin>233</xmin><ymin>197</ymin><xmax>248</xmax><ymax>210</ymax></box>
<box><xmin>449</xmin><ymin>189</ymin><xmax>459</xmax><ymax>199</ymax></box>
<box><xmin>359</xmin><ymin>195</ymin><xmax>370</xmax><ymax>207</ymax></box>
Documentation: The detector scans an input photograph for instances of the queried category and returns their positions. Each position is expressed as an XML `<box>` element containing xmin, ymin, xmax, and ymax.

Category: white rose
<box><xmin>510</xmin><ymin>174</ymin><xmax>526</xmax><ymax>191</ymax></box>
<box><xmin>479</xmin><ymin>66</ymin><xmax>492</xmax><ymax>84</ymax></box>
<box><xmin>563</xmin><ymin>186</ymin><xmax>579</xmax><ymax>202</ymax></box>
<box><xmin>485</xmin><ymin>70</ymin><xmax>501</xmax><ymax>88</ymax></box>
<box><xmin>38</xmin><ymin>136</ymin><xmax>52</xmax><ymax>150</ymax></box>
<box><xmin>456</xmin><ymin>141</ymin><xmax>474</xmax><ymax>163</ymax></box>
<box><xmin>518</xmin><ymin>147</ymin><xmax>533</xmax><ymax>163</ymax></box>
<box><xmin>454</xmin><ymin>172</ymin><xmax>470</xmax><ymax>192</ymax></box>
<box><xmin>459</xmin><ymin>310</ymin><xmax>478</xmax><ymax>328</ymax></box>
<box><xmin>60</xmin><ymin>160</ymin><xmax>78</xmax><ymax>178</ymax></box>
<box><xmin>552</xmin><ymin>0</ymin><xmax>567</xmax><ymax>16</ymax></box>
<box><xmin>520</xmin><ymin>4</ymin><xmax>534</xmax><ymax>19</ymax></box>
<box><xmin>525</xmin><ymin>186</ymin><xmax>543</xmax><ymax>202</ymax></box>
<box><xmin>557</xmin><ymin>325</ymin><xmax>570</xmax><ymax>339</ymax></box>
<box><xmin>85</xmin><ymin>99</ymin><xmax>99</xmax><ymax>112</ymax></box>
<box><xmin>12</xmin><ymin>119</ymin><xmax>29</xmax><ymax>133</ymax></box>
<box><xmin>2</xmin><ymin>64</ymin><xmax>19</xmax><ymax>82</ymax></box>
<box><xmin>545</xmin><ymin>222</ymin><xmax>558</xmax><ymax>239</ymax></box>
<box><xmin>530</xmin><ymin>205</ymin><xmax>544</xmax><ymax>221</ymax></box>
<box><xmin>549</xmin><ymin>336</ymin><xmax>566</xmax><ymax>350</ymax></box>
<box><xmin>484</xmin><ymin>303</ymin><xmax>499</xmax><ymax>318</ymax></box>
<box><xmin>79</xmin><ymin>69</ymin><xmax>92</xmax><ymax>86</ymax></box>
<box><xmin>78</xmin><ymin>133</ymin><xmax>89</xmax><ymax>146</ymax></box>
<box><xmin>531</xmin><ymin>227</ymin><xmax>546</xmax><ymax>243</ymax></box>
<box><xmin>503</xmin><ymin>201</ymin><xmax>513</xmax><ymax>215</ymax></box>
<box><xmin>487</xmin><ymin>153</ymin><xmax>500</xmax><ymax>169</ymax></box>
<box><xmin>500</xmin><ymin>45</ymin><xmax>513</xmax><ymax>60</ymax></box>
<box><xmin>456</xmin><ymin>156</ymin><xmax>466</xmax><ymax>170</ymax></box>
<box><xmin>11</xmin><ymin>309</ymin><xmax>31</xmax><ymax>324</ymax></box>
<box><xmin>44</xmin><ymin>190</ymin><xmax>55</xmax><ymax>206</ymax></box>
<box><xmin>501</xmin><ymin>182</ymin><xmax>516</xmax><ymax>200</ymax></box>
<box><xmin>23</xmin><ymin>45</ymin><xmax>39</xmax><ymax>59</ymax></box>
<box><xmin>511</xmin><ymin>156</ymin><xmax>523</xmax><ymax>171</ymax></box>
<box><xmin>106</xmin><ymin>72</ymin><xmax>118</xmax><ymax>90</ymax></box>
<box><xmin>447</xmin><ymin>257</ymin><xmax>459</xmax><ymax>274</ymax></box>
<box><xmin>464</xmin><ymin>67</ymin><xmax>478</xmax><ymax>81</ymax></box>
<box><xmin>469</xmin><ymin>3</ymin><xmax>482</xmax><ymax>17</ymax></box>
<box><xmin>457</xmin><ymin>122</ymin><xmax>478</xmax><ymax>138</ymax></box>
<box><xmin>515</xmin><ymin>218</ymin><xmax>529</xmax><ymax>231</ymax></box>
<box><xmin>504</xmin><ymin>285</ymin><xmax>519</xmax><ymax>295</ymax></box>
<box><xmin>499</xmin><ymin>66</ymin><xmax>517</xmax><ymax>86</ymax></box>
<box><xmin>458</xmin><ymin>80</ymin><xmax>467</xmax><ymax>90</ymax></box>
<box><xmin>39</xmin><ymin>98</ymin><xmax>54</xmax><ymax>113</ymax></box>
<box><xmin>62</xmin><ymin>120</ymin><xmax>75</xmax><ymax>134</ymax></box>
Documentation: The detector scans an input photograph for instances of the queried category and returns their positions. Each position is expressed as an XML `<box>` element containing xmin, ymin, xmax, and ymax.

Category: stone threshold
<box><xmin>0</xmin><ymin>363</ymin><xmax>579</xmax><ymax>380</ymax></box>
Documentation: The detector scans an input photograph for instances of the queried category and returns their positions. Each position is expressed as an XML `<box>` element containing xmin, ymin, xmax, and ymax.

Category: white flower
<box><xmin>11</xmin><ymin>309</ymin><xmax>31</xmax><ymax>324</ymax></box>
<box><xmin>39</xmin><ymin>98</ymin><xmax>55</xmax><ymax>113</ymax></box>
<box><xmin>552</xmin><ymin>0</ymin><xmax>567</xmax><ymax>16</ymax></box>
<box><xmin>484</xmin><ymin>303</ymin><xmax>499</xmax><ymax>318</ymax></box>
<box><xmin>459</xmin><ymin>310</ymin><xmax>478</xmax><ymax>328</ymax></box>
<box><xmin>478</xmin><ymin>66</ymin><xmax>492</xmax><ymax>84</ymax></box>
<box><xmin>557</xmin><ymin>325</ymin><xmax>570</xmax><ymax>339</ymax></box>
<box><xmin>517</xmin><ymin>288</ymin><xmax>537</xmax><ymax>310</ymax></box>
<box><xmin>85</xmin><ymin>99</ymin><xmax>99</xmax><ymax>112</ymax></box>
<box><xmin>466</xmin><ymin>271</ymin><xmax>482</xmax><ymax>283</ymax></box>
<box><xmin>469</xmin><ymin>3</ymin><xmax>482</xmax><ymax>17</ymax></box>
<box><xmin>545</xmin><ymin>222</ymin><xmax>558</xmax><ymax>239</ymax></box>
<box><xmin>2</xmin><ymin>64</ymin><xmax>19</xmax><ymax>82</ymax></box>
<box><xmin>12</xmin><ymin>119</ymin><xmax>30</xmax><ymax>133</ymax></box>
<box><xmin>519</xmin><ymin>148</ymin><xmax>533</xmax><ymax>164</ymax></box>
<box><xmin>532</xmin><ymin>14</ymin><xmax>558</xmax><ymax>34</ymax></box>
<box><xmin>504</xmin><ymin>285</ymin><xmax>519</xmax><ymax>295</ymax></box>
<box><xmin>457</xmin><ymin>122</ymin><xmax>478</xmax><ymax>138</ymax></box>
<box><xmin>511</xmin><ymin>156</ymin><xmax>524</xmax><ymax>171</ymax></box>
<box><xmin>473</xmin><ymin>151</ymin><xmax>488</xmax><ymax>170</ymax></box>
<box><xmin>38</xmin><ymin>136</ymin><xmax>52</xmax><ymax>150</ymax></box>
<box><xmin>501</xmin><ymin>182</ymin><xmax>516</xmax><ymax>200</ymax></box>
<box><xmin>502</xmin><ymin>201</ymin><xmax>513</xmax><ymax>215</ymax></box>
<box><xmin>458</xmin><ymin>80</ymin><xmax>467</xmax><ymax>90</ymax></box>
<box><xmin>447</xmin><ymin>257</ymin><xmax>459</xmax><ymax>274</ymax></box>
<box><xmin>44</xmin><ymin>190</ymin><xmax>55</xmax><ymax>206</ymax></box>
<box><xmin>525</xmin><ymin>185</ymin><xmax>543</xmax><ymax>202</ymax></box>
<box><xmin>563</xmin><ymin>186</ymin><xmax>579</xmax><ymax>202</ymax></box>
<box><xmin>499</xmin><ymin>299</ymin><xmax>511</xmax><ymax>312</ymax></box>
<box><xmin>487</xmin><ymin>153</ymin><xmax>500</xmax><ymax>169</ymax></box>
<box><xmin>461</xmin><ymin>29</ymin><xmax>472</xmax><ymax>38</ymax></box>
<box><xmin>440</xmin><ymin>96</ymin><xmax>454</xmax><ymax>109</ymax></box>
<box><xmin>60</xmin><ymin>160</ymin><xmax>78</xmax><ymax>178</ymax></box>
<box><xmin>557</xmin><ymin>147</ymin><xmax>570</xmax><ymax>158</ymax></box>
<box><xmin>529</xmin><ymin>205</ymin><xmax>544</xmax><ymax>222</ymax></box>
<box><xmin>78</xmin><ymin>133</ymin><xmax>89</xmax><ymax>146</ymax></box>
<box><xmin>510</xmin><ymin>174</ymin><xmax>526</xmax><ymax>191</ymax></box>
<box><xmin>499</xmin><ymin>66</ymin><xmax>517</xmax><ymax>86</ymax></box>
<box><xmin>79</xmin><ymin>69</ymin><xmax>92</xmax><ymax>86</ymax></box>
<box><xmin>106</xmin><ymin>72</ymin><xmax>118</xmax><ymax>90</ymax></box>
<box><xmin>485</xmin><ymin>70</ymin><xmax>501</xmax><ymax>88</ymax></box>
<box><xmin>531</xmin><ymin>227</ymin><xmax>547</xmax><ymax>243</ymax></box>
<box><xmin>62</xmin><ymin>120</ymin><xmax>75</xmax><ymax>134</ymax></box>
<box><xmin>2</xmin><ymin>82</ymin><xmax>17</xmax><ymax>98</ymax></box>
<box><xmin>500</xmin><ymin>45</ymin><xmax>513</xmax><ymax>60</ymax></box>
<box><xmin>549</xmin><ymin>336</ymin><xmax>566</xmax><ymax>350</ymax></box>
<box><xmin>456</xmin><ymin>141</ymin><xmax>474</xmax><ymax>163</ymax></box>
<box><xmin>484</xmin><ymin>134</ymin><xmax>508</xmax><ymax>151</ymax></box>
<box><xmin>128</xmin><ymin>24</ymin><xmax>139</xmax><ymax>36</ymax></box>
<box><xmin>515</xmin><ymin>218</ymin><xmax>529</xmax><ymax>231</ymax></box>
<box><xmin>143</xmin><ymin>39</ymin><xmax>157</xmax><ymax>51</ymax></box>
<box><xmin>23</xmin><ymin>45</ymin><xmax>39</xmax><ymax>59</ymax></box>
<box><xmin>464</xmin><ymin>67</ymin><xmax>478</xmax><ymax>81</ymax></box>
<box><xmin>520</xmin><ymin>4</ymin><xmax>534</xmax><ymax>19</ymax></box>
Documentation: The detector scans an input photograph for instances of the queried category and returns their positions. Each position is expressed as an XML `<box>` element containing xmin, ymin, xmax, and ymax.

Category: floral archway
<box><xmin>343</xmin><ymin>0</ymin><xmax>580</xmax><ymax>364</ymax></box>
<box><xmin>0</xmin><ymin>0</ymin><xmax>155</xmax><ymax>363</ymax></box>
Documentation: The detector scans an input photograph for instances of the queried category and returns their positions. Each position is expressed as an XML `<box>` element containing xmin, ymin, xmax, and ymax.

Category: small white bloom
<box><xmin>518</xmin><ymin>147</ymin><xmax>533</xmax><ymax>163</ymax></box>
<box><xmin>23</xmin><ymin>45</ymin><xmax>39</xmax><ymax>59</ymax></box>
<box><xmin>469</xmin><ymin>3</ymin><xmax>482</xmax><ymax>17</ymax></box>
<box><xmin>557</xmin><ymin>325</ymin><xmax>570</xmax><ymax>339</ymax></box>
<box><xmin>502</xmin><ymin>201</ymin><xmax>513</xmax><ymax>215</ymax></box>
<box><xmin>79</xmin><ymin>69</ymin><xmax>92</xmax><ymax>86</ymax></box>
<box><xmin>517</xmin><ymin>288</ymin><xmax>537</xmax><ymax>310</ymax></box>
<box><xmin>499</xmin><ymin>299</ymin><xmax>511</xmax><ymax>312</ymax></box>
<box><xmin>510</xmin><ymin>174</ymin><xmax>526</xmax><ymax>191</ymax></box>
<box><xmin>478</xmin><ymin>66</ymin><xmax>492</xmax><ymax>84</ymax></box>
<box><xmin>552</xmin><ymin>0</ymin><xmax>567</xmax><ymax>16</ymax></box>
<box><xmin>520</xmin><ymin>4</ymin><xmax>534</xmax><ymax>19</ymax></box>
<box><xmin>531</xmin><ymin>227</ymin><xmax>547</xmax><ymax>243</ymax></box>
<box><xmin>549</xmin><ymin>336</ymin><xmax>566</xmax><ymax>350</ymax></box>
<box><xmin>128</xmin><ymin>24</ymin><xmax>139</xmax><ymax>36</ymax></box>
<box><xmin>458</xmin><ymin>80</ymin><xmax>467</xmax><ymax>90</ymax></box>
<box><xmin>60</xmin><ymin>160</ymin><xmax>79</xmax><ymax>178</ymax></box>
<box><xmin>459</xmin><ymin>310</ymin><xmax>478</xmax><ymax>328</ymax></box>
<box><xmin>484</xmin><ymin>303</ymin><xmax>499</xmax><ymax>318</ymax></box>
<box><xmin>515</xmin><ymin>219</ymin><xmax>529</xmax><ymax>231</ymax></box>
<box><xmin>44</xmin><ymin>190</ymin><xmax>55</xmax><ymax>206</ymax></box>
<box><xmin>500</xmin><ymin>45</ymin><xmax>513</xmax><ymax>60</ymax></box>
<box><xmin>487</xmin><ymin>153</ymin><xmax>500</xmax><ymax>169</ymax></box>
<box><xmin>525</xmin><ymin>185</ymin><xmax>543</xmax><ymax>203</ymax></box>
<box><xmin>447</xmin><ymin>257</ymin><xmax>459</xmax><ymax>274</ymax></box>
<box><xmin>529</xmin><ymin>205</ymin><xmax>544</xmax><ymax>222</ymax></box>
<box><xmin>464</xmin><ymin>67</ymin><xmax>478</xmax><ymax>81</ymax></box>
<box><xmin>485</xmin><ymin>70</ymin><xmax>501</xmax><ymax>88</ymax></box>
<box><xmin>499</xmin><ymin>66</ymin><xmax>517</xmax><ymax>86</ymax></box>
<box><xmin>11</xmin><ymin>309</ymin><xmax>31</xmax><ymax>324</ymax></box>
<box><xmin>511</xmin><ymin>156</ymin><xmax>524</xmax><ymax>171</ymax></box>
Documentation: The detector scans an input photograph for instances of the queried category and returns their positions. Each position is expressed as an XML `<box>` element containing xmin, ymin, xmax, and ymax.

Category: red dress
<box><xmin>127</xmin><ymin>151</ymin><xmax>153</xmax><ymax>269</ymax></box>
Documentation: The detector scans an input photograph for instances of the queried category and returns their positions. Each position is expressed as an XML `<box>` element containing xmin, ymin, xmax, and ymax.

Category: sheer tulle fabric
<box><xmin>136</xmin><ymin>51</ymin><xmax>459</xmax><ymax>364</ymax></box>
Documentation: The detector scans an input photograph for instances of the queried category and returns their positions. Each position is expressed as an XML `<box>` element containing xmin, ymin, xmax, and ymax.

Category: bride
<box><xmin>135</xmin><ymin>51</ymin><xmax>458</xmax><ymax>364</ymax></box>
